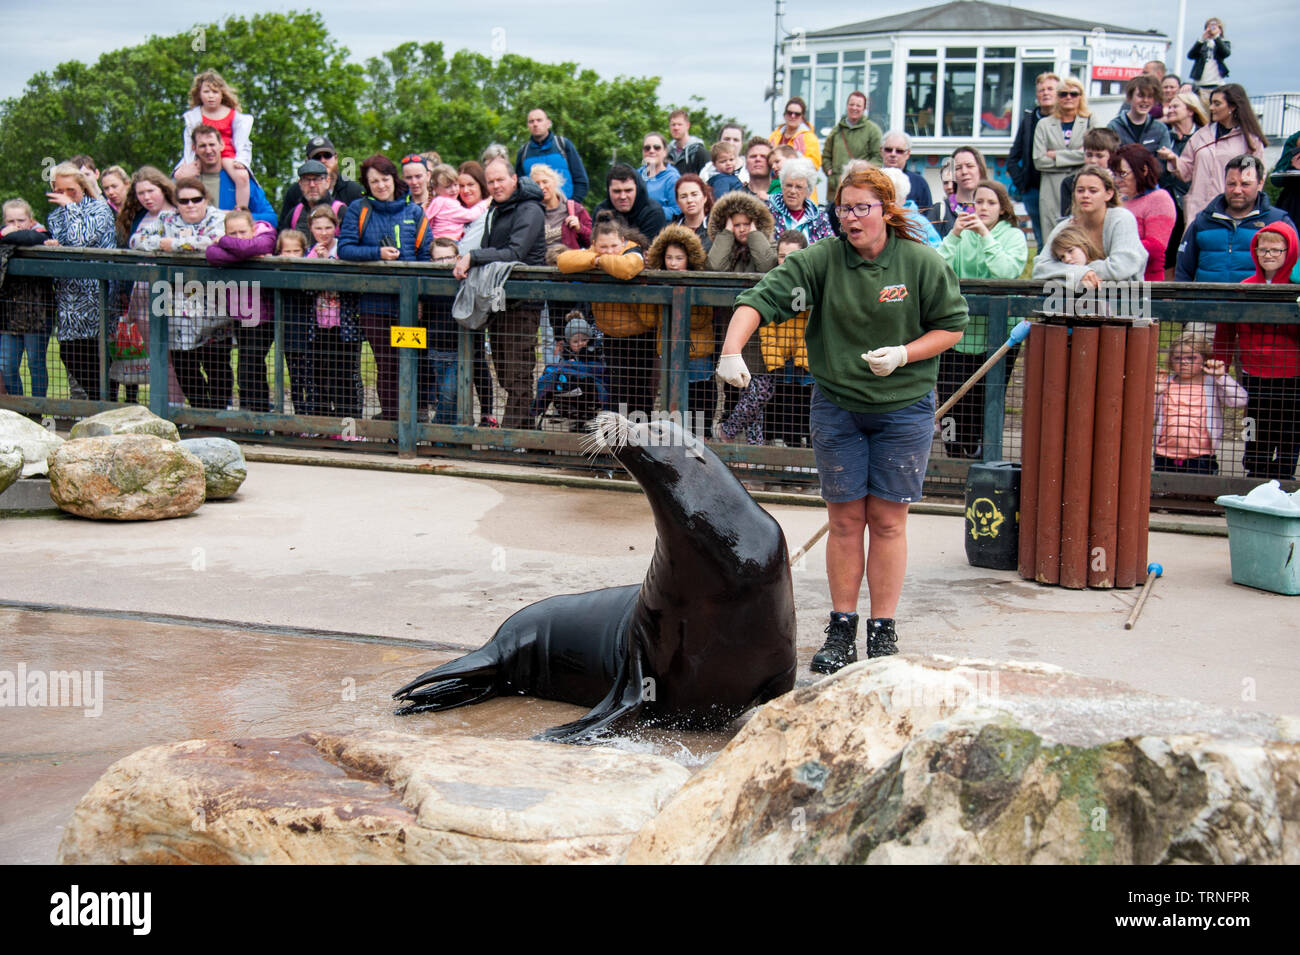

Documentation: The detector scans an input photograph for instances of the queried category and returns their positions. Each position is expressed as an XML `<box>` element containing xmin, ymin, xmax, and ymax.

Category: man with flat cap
<box><xmin>279</xmin><ymin>134</ymin><xmax>365</xmax><ymax>225</ymax></box>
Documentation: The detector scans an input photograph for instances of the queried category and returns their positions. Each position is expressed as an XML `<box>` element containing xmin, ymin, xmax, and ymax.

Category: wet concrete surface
<box><xmin>2</xmin><ymin>460</ymin><xmax>1298</xmax><ymax>863</ymax></box>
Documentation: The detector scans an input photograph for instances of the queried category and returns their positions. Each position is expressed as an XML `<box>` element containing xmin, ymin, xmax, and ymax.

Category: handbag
<box><xmin>110</xmin><ymin>315</ymin><xmax>147</xmax><ymax>361</ymax></box>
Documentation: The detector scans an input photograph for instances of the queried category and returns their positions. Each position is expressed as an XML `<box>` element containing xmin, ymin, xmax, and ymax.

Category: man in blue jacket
<box><xmin>515</xmin><ymin>109</ymin><xmax>589</xmax><ymax>202</ymax></box>
<box><xmin>1176</xmin><ymin>155</ymin><xmax>1296</xmax><ymax>282</ymax></box>
<box><xmin>179</xmin><ymin>126</ymin><xmax>278</xmax><ymax>225</ymax></box>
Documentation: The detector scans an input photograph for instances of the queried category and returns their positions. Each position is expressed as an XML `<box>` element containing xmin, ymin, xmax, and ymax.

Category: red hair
<box><xmin>674</xmin><ymin>173</ymin><xmax>714</xmax><ymax>218</ymax></box>
<box><xmin>835</xmin><ymin>167</ymin><xmax>926</xmax><ymax>245</ymax></box>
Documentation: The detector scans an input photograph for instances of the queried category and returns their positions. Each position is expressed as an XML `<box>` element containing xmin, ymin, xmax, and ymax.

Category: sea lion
<box><xmin>393</xmin><ymin>411</ymin><xmax>797</xmax><ymax>743</ymax></box>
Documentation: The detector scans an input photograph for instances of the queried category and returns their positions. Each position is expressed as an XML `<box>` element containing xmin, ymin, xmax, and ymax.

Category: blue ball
<box><xmin>1147</xmin><ymin>562</ymin><xmax>1163</xmax><ymax>578</ymax></box>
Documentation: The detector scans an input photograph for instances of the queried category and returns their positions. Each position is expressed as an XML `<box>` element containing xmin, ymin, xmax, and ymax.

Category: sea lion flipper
<box><xmin>392</xmin><ymin>650</ymin><xmax>499</xmax><ymax>714</ymax></box>
<box><xmin>533</xmin><ymin>647</ymin><xmax>645</xmax><ymax>745</ymax></box>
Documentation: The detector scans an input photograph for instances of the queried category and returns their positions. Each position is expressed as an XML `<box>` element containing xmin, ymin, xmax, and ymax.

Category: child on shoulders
<box><xmin>180</xmin><ymin>70</ymin><xmax>254</xmax><ymax>210</ymax></box>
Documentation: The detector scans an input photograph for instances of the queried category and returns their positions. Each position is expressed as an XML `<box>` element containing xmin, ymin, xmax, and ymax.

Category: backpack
<box><xmin>290</xmin><ymin>198</ymin><xmax>345</xmax><ymax>231</ymax></box>
<box><xmin>352</xmin><ymin>198</ymin><xmax>428</xmax><ymax>254</ymax></box>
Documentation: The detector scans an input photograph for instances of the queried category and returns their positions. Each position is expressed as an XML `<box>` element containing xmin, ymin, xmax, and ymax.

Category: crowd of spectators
<box><xmin>1</xmin><ymin>48</ymin><xmax>1296</xmax><ymax>476</ymax></box>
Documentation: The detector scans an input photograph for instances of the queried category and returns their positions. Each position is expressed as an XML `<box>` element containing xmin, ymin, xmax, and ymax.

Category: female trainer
<box><xmin>717</xmin><ymin>166</ymin><xmax>968</xmax><ymax>672</ymax></box>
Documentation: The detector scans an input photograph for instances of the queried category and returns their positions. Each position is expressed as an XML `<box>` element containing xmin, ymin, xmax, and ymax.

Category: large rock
<box><xmin>178</xmin><ymin>437</ymin><xmax>246</xmax><ymax>499</ymax></box>
<box><xmin>57</xmin><ymin>730</ymin><xmax>690</xmax><ymax>865</ymax></box>
<box><xmin>0</xmin><ymin>442</ymin><xmax>21</xmax><ymax>495</ymax></box>
<box><xmin>627</xmin><ymin>657</ymin><xmax>1300</xmax><ymax>864</ymax></box>
<box><xmin>0</xmin><ymin>409</ymin><xmax>63</xmax><ymax>477</ymax></box>
<box><xmin>70</xmin><ymin>405</ymin><xmax>179</xmax><ymax>442</ymax></box>
<box><xmin>48</xmin><ymin>434</ymin><xmax>205</xmax><ymax>520</ymax></box>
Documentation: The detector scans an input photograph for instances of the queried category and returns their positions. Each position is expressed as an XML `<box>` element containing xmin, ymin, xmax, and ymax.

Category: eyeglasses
<box><xmin>834</xmin><ymin>202</ymin><xmax>882</xmax><ymax>219</ymax></box>
<box><xmin>1256</xmin><ymin>247</ymin><xmax>1287</xmax><ymax>257</ymax></box>
<box><xmin>399</xmin><ymin>154</ymin><xmax>427</xmax><ymax>167</ymax></box>
<box><xmin>643</xmin><ymin>144</ymin><xmax>663</xmax><ymax>151</ymax></box>
<box><xmin>311</xmin><ymin>151</ymin><xmax>335</xmax><ymax>160</ymax></box>
<box><xmin>882</xmin><ymin>147</ymin><xmax>907</xmax><ymax>154</ymax></box>
<box><xmin>1058</xmin><ymin>91</ymin><xmax>1081</xmax><ymax>99</ymax></box>
<box><xmin>1113</xmin><ymin>169</ymin><xmax>1133</xmax><ymax>180</ymax></box>
<box><xmin>785</xmin><ymin>109</ymin><xmax>803</xmax><ymax>117</ymax></box>
<box><xmin>176</xmin><ymin>195</ymin><xmax>205</xmax><ymax>205</ymax></box>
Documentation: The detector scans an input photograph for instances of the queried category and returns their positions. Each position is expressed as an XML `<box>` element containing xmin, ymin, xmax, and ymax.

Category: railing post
<box><xmin>666</xmin><ymin>287</ymin><xmax>691</xmax><ymax>421</ymax></box>
<box><xmin>456</xmin><ymin>322</ymin><xmax>474</xmax><ymax>426</ymax></box>
<box><xmin>97</xmin><ymin>280</ymin><xmax>110</xmax><ymax>404</ymax></box>
<box><xmin>147</xmin><ymin>270</ymin><xmax>170</xmax><ymax>419</ymax></box>
<box><xmin>397</xmin><ymin>277</ymin><xmax>419</xmax><ymax>457</ymax></box>
<box><xmin>272</xmin><ymin>289</ymin><xmax>284</xmax><ymax>414</ymax></box>
<box><xmin>982</xmin><ymin>298</ymin><xmax>1009</xmax><ymax>462</ymax></box>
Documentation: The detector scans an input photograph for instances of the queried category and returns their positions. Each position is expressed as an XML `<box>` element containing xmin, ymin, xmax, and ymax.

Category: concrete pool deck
<box><xmin>2</xmin><ymin>456</ymin><xmax>1296</xmax><ymax>863</ymax></box>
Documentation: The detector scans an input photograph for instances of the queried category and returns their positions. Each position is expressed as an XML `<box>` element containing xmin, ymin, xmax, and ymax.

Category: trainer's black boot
<box><xmin>811</xmin><ymin>612</ymin><xmax>859</xmax><ymax>674</ymax></box>
<box><xmin>866</xmin><ymin>618</ymin><xmax>899</xmax><ymax>658</ymax></box>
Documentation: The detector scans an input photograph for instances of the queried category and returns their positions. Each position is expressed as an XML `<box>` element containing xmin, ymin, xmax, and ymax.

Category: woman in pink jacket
<box><xmin>1112</xmin><ymin>145</ymin><xmax>1174</xmax><ymax>282</ymax></box>
<box><xmin>1174</xmin><ymin>83</ymin><xmax>1266</xmax><ymax>224</ymax></box>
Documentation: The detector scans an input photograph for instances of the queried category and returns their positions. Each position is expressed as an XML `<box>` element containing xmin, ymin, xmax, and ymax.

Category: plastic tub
<box><xmin>1215</xmin><ymin>494</ymin><xmax>1300</xmax><ymax>596</ymax></box>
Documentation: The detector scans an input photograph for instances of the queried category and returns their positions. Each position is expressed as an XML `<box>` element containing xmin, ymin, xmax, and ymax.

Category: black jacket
<box><xmin>1187</xmin><ymin>38</ymin><xmax>1230</xmax><ymax>84</ymax></box>
<box><xmin>470</xmin><ymin>177</ymin><xmax>547</xmax><ymax>266</ymax></box>
<box><xmin>668</xmin><ymin>138</ymin><xmax>708</xmax><ymax>176</ymax></box>
<box><xmin>278</xmin><ymin>176</ymin><xmax>366</xmax><ymax>231</ymax></box>
<box><xmin>1007</xmin><ymin>106</ymin><xmax>1048</xmax><ymax>194</ymax></box>
<box><xmin>592</xmin><ymin>169</ymin><xmax>666</xmax><ymax>241</ymax></box>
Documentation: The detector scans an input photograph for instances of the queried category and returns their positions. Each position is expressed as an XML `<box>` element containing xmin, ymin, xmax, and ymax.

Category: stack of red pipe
<box><xmin>1017</xmin><ymin>321</ymin><xmax>1157</xmax><ymax>589</ymax></box>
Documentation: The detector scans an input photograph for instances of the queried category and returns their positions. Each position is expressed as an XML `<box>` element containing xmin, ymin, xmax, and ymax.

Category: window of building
<box><xmin>790</xmin><ymin>66</ymin><xmax>810</xmax><ymax>106</ymax></box>
<box><xmin>814</xmin><ymin>67</ymin><xmax>837</xmax><ymax>133</ymax></box>
<box><xmin>841</xmin><ymin>64</ymin><xmax>866</xmax><ymax>119</ymax></box>
<box><xmin>943</xmin><ymin>55</ymin><xmax>977</xmax><ymax>137</ymax></box>
<box><xmin>1070</xmin><ymin>48</ymin><xmax>1089</xmax><ymax>83</ymax></box>
<box><xmin>1019</xmin><ymin>61</ymin><xmax>1057</xmax><ymax>115</ymax></box>
<box><xmin>981</xmin><ymin>62</ymin><xmax>1016</xmax><ymax>135</ymax></box>
<box><xmin>905</xmin><ymin>60</ymin><xmax>938</xmax><ymax>137</ymax></box>
<box><xmin>869</xmin><ymin>58</ymin><xmax>892</xmax><ymax>125</ymax></box>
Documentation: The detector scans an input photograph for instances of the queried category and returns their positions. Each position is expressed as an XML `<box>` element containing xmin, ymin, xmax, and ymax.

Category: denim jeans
<box><xmin>1022</xmin><ymin>188</ymin><xmax>1043</xmax><ymax>252</ymax></box>
<box><xmin>427</xmin><ymin>349</ymin><xmax>458</xmax><ymax>425</ymax></box>
<box><xmin>1</xmin><ymin>332</ymin><xmax>50</xmax><ymax>397</ymax></box>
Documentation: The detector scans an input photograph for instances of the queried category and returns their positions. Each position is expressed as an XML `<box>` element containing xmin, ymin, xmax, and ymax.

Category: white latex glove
<box><xmin>716</xmin><ymin>353</ymin><xmax>751</xmax><ymax>388</ymax></box>
<box><xmin>862</xmin><ymin>346</ymin><xmax>908</xmax><ymax>377</ymax></box>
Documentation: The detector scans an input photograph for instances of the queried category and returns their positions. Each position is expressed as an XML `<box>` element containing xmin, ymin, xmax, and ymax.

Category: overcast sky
<box><xmin>1</xmin><ymin>0</ymin><xmax>1292</xmax><ymax>136</ymax></box>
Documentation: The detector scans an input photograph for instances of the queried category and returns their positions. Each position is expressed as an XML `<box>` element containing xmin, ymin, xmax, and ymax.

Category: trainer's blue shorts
<box><xmin>809</xmin><ymin>385</ymin><xmax>934</xmax><ymax>504</ymax></box>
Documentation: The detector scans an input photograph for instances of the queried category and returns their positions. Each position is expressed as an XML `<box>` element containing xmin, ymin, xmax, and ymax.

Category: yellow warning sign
<box><xmin>966</xmin><ymin>497</ymin><xmax>1005</xmax><ymax>540</ymax></box>
<box><xmin>390</xmin><ymin>326</ymin><xmax>426</xmax><ymax>348</ymax></box>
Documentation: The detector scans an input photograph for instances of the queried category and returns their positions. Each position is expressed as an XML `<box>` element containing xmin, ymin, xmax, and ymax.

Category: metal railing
<box><xmin>1251</xmin><ymin>92</ymin><xmax>1300</xmax><ymax>141</ymax></box>
<box><xmin>3</xmin><ymin>247</ymin><xmax>1298</xmax><ymax>500</ymax></box>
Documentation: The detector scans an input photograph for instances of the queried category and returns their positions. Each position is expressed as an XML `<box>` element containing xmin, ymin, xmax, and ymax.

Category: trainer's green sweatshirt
<box><xmin>735</xmin><ymin>232</ymin><xmax>968</xmax><ymax>413</ymax></box>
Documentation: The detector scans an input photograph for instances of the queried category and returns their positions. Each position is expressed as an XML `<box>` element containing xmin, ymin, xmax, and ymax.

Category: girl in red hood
<box><xmin>1212</xmin><ymin>221</ymin><xmax>1300</xmax><ymax>479</ymax></box>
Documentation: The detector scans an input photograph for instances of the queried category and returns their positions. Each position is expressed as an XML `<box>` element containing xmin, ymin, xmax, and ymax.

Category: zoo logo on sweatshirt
<box><xmin>878</xmin><ymin>284</ymin><xmax>909</xmax><ymax>303</ymax></box>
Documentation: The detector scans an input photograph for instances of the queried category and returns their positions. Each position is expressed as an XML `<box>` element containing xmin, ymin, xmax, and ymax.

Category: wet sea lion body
<box><xmin>393</xmin><ymin>412</ymin><xmax>797</xmax><ymax>742</ymax></box>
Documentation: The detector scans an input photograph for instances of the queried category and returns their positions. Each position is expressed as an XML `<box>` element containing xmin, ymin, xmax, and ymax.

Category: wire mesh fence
<box><xmin>3</xmin><ymin>249</ymin><xmax>1297</xmax><ymax>498</ymax></box>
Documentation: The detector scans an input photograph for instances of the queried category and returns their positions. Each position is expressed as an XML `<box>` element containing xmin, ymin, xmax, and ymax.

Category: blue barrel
<box><xmin>965</xmin><ymin>462</ymin><xmax>1020</xmax><ymax>570</ymax></box>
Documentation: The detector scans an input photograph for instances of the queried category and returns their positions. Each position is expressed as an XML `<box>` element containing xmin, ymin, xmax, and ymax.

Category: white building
<box><xmin>783</xmin><ymin>1</ymin><xmax>1169</xmax><ymax>186</ymax></box>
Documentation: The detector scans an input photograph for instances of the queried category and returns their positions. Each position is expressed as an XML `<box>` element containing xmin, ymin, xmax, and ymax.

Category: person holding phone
<box><xmin>1188</xmin><ymin>18</ymin><xmax>1230</xmax><ymax>100</ymax></box>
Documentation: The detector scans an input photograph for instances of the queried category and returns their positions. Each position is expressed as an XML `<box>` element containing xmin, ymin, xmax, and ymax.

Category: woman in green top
<box><xmin>935</xmin><ymin>178</ymin><xmax>1028</xmax><ymax>458</ymax></box>
<box><xmin>717</xmin><ymin>166</ymin><xmax>968</xmax><ymax>672</ymax></box>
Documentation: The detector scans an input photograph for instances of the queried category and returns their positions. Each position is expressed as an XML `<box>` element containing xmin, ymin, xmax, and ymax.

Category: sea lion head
<box><xmin>586</xmin><ymin>411</ymin><xmax>782</xmax><ymax>572</ymax></box>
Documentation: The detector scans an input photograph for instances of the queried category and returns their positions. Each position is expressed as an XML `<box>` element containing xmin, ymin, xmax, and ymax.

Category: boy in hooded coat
<box><xmin>1213</xmin><ymin>221</ymin><xmax>1300</xmax><ymax>479</ymax></box>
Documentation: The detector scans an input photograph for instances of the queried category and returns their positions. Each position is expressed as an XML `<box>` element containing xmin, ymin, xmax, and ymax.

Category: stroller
<box><xmin>531</xmin><ymin>336</ymin><xmax>610</xmax><ymax>431</ymax></box>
